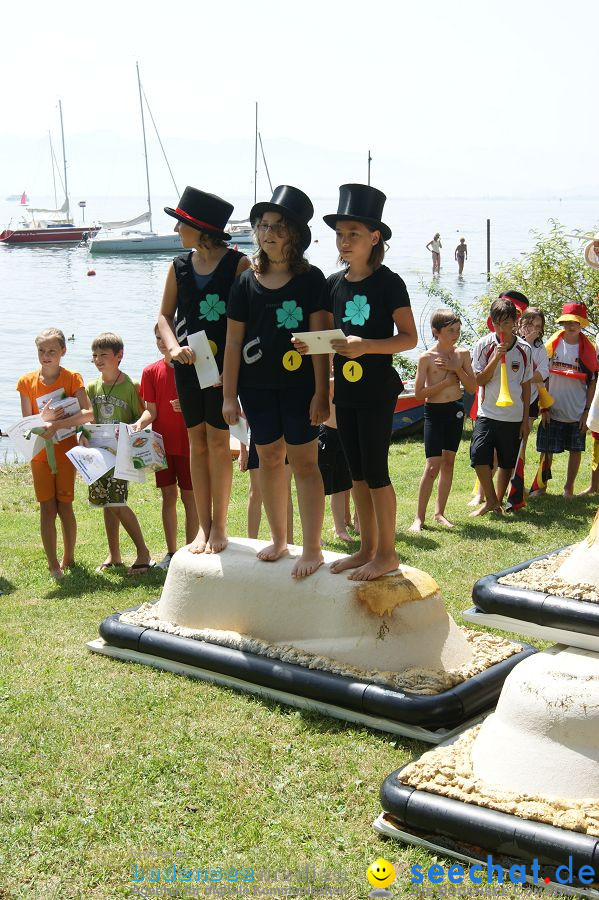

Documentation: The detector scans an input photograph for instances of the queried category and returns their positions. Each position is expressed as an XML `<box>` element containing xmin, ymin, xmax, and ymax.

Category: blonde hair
<box><xmin>35</xmin><ymin>328</ymin><xmax>66</xmax><ymax>349</ymax></box>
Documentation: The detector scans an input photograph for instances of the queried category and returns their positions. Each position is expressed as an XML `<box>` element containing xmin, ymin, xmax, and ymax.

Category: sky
<box><xmin>2</xmin><ymin>0</ymin><xmax>599</xmax><ymax>200</ymax></box>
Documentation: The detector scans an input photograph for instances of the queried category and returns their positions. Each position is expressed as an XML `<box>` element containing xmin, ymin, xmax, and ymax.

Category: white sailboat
<box><xmin>90</xmin><ymin>63</ymin><xmax>183</xmax><ymax>255</ymax></box>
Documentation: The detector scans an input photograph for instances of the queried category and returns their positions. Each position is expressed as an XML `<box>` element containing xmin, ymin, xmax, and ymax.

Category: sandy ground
<box><xmin>120</xmin><ymin>604</ymin><xmax>521</xmax><ymax>695</ymax></box>
<box><xmin>399</xmin><ymin>724</ymin><xmax>599</xmax><ymax>835</ymax></box>
<box><xmin>499</xmin><ymin>546</ymin><xmax>599</xmax><ymax>602</ymax></box>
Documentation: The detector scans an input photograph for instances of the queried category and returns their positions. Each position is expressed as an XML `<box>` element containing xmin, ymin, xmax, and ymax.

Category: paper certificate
<box><xmin>291</xmin><ymin>329</ymin><xmax>346</xmax><ymax>354</ymax></box>
<box><xmin>229</xmin><ymin>416</ymin><xmax>249</xmax><ymax>447</ymax></box>
<box><xmin>187</xmin><ymin>330</ymin><xmax>221</xmax><ymax>389</ymax></box>
<box><xmin>114</xmin><ymin>424</ymin><xmax>146</xmax><ymax>484</ymax></box>
<box><xmin>66</xmin><ymin>446</ymin><xmax>116</xmax><ymax>485</ymax></box>
<box><xmin>7</xmin><ymin>415</ymin><xmax>46</xmax><ymax>461</ymax></box>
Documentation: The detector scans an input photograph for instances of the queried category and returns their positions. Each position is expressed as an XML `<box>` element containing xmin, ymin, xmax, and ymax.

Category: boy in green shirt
<box><xmin>88</xmin><ymin>332</ymin><xmax>154</xmax><ymax>574</ymax></box>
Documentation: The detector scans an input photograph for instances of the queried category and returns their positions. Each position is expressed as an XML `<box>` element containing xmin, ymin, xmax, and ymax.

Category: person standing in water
<box><xmin>455</xmin><ymin>237</ymin><xmax>467</xmax><ymax>275</ymax></box>
<box><xmin>426</xmin><ymin>233</ymin><xmax>442</xmax><ymax>275</ymax></box>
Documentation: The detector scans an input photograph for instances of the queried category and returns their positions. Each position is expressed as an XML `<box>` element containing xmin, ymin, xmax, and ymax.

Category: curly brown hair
<box><xmin>252</xmin><ymin>216</ymin><xmax>310</xmax><ymax>276</ymax></box>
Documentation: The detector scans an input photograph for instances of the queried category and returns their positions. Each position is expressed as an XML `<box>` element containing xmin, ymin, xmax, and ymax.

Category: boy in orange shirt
<box><xmin>17</xmin><ymin>328</ymin><xmax>93</xmax><ymax>578</ymax></box>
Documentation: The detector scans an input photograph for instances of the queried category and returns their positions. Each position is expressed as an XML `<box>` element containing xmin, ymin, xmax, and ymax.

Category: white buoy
<box><xmin>471</xmin><ymin>646</ymin><xmax>599</xmax><ymax>800</ymax></box>
<box><xmin>157</xmin><ymin>538</ymin><xmax>473</xmax><ymax>674</ymax></box>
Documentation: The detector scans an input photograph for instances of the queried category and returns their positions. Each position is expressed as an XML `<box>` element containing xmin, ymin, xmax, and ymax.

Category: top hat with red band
<box><xmin>487</xmin><ymin>290</ymin><xmax>529</xmax><ymax>332</ymax></box>
<box><xmin>323</xmin><ymin>183</ymin><xmax>392</xmax><ymax>241</ymax></box>
<box><xmin>250</xmin><ymin>185</ymin><xmax>314</xmax><ymax>250</ymax></box>
<box><xmin>557</xmin><ymin>302</ymin><xmax>590</xmax><ymax>329</ymax></box>
<box><xmin>165</xmin><ymin>187</ymin><xmax>233</xmax><ymax>241</ymax></box>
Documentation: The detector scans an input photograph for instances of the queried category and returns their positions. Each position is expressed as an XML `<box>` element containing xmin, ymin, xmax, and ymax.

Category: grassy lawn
<box><xmin>0</xmin><ymin>423</ymin><xmax>596</xmax><ymax>899</ymax></box>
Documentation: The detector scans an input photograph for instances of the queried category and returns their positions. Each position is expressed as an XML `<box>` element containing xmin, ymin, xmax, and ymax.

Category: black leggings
<box><xmin>335</xmin><ymin>397</ymin><xmax>396</xmax><ymax>489</ymax></box>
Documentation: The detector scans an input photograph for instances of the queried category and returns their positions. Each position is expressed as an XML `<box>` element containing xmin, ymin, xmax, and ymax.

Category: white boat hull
<box><xmin>90</xmin><ymin>232</ymin><xmax>184</xmax><ymax>254</ymax></box>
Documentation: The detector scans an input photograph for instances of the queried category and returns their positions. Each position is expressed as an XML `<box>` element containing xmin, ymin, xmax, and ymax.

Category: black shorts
<box><xmin>239</xmin><ymin>384</ymin><xmax>319</xmax><ymax>446</ymax></box>
<box><xmin>173</xmin><ymin>362</ymin><xmax>227</xmax><ymax>430</ymax></box>
<box><xmin>424</xmin><ymin>400</ymin><xmax>464</xmax><ymax>458</ymax></box>
<box><xmin>470</xmin><ymin>417</ymin><xmax>521</xmax><ymax>470</ymax></box>
<box><xmin>529</xmin><ymin>397</ymin><xmax>539</xmax><ymax>419</ymax></box>
<box><xmin>335</xmin><ymin>396</ymin><xmax>396</xmax><ymax>489</ymax></box>
<box><xmin>318</xmin><ymin>425</ymin><xmax>352</xmax><ymax>495</ymax></box>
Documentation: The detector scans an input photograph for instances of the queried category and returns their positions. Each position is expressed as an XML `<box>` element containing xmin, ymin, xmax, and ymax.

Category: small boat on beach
<box><xmin>392</xmin><ymin>380</ymin><xmax>425</xmax><ymax>437</ymax></box>
<box><xmin>0</xmin><ymin>105</ymin><xmax>99</xmax><ymax>246</ymax></box>
<box><xmin>227</xmin><ymin>220</ymin><xmax>254</xmax><ymax>246</ymax></box>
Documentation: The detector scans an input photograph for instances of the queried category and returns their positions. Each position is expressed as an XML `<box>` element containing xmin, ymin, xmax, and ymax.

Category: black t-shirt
<box><xmin>327</xmin><ymin>265</ymin><xmax>411</xmax><ymax>408</ymax></box>
<box><xmin>227</xmin><ymin>265</ymin><xmax>327</xmax><ymax>389</ymax></box>
<box><xmin>173</xmin><ymin>249</ymin><xmax>244</xmax><ymax>371</ymax></box>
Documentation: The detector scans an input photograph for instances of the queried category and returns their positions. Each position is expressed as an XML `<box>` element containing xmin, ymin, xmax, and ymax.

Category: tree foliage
<box><xmin>475</xmin><ymin>220</ymin><xmax>599</xmax><ymax>335</ymax></box>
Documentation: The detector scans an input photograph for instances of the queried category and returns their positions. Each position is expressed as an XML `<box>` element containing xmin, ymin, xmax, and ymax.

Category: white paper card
<box><xmin>66</xmin><ymin>446</ymin><xmax>116</xmax><ymax>485</ymax></box>
<box><xmin>187</xmin><ymin>330</ymin><xmax>220</xmax><ymax>388</ymax></box>
<box><xmin>85</xmin><ymin>424</ymin><xmax>118</xmax><ymax>453</ymax></box>
<box><xmin>114</xmin><ymin>424</ymin><xmax>146</xmax><ymax>483</ymax></box>
<box><xmin>7</xmin><ymin>415</ymin><xmax>46</xmax><ymax>461</ymax></box>
<box><xmin>291</xmin><ymin>329</ymin><xmax>346</xmax><ymax>354</ymax></box>
<box><xmin>229</xmin><ymin>416</ymin><xmax>249</xmax><ymax>447</ymax></box>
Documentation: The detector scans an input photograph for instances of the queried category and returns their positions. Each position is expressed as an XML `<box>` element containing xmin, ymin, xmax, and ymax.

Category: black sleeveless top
<box><xmin>173</xmin><ymin>248</ymin><xmax>244</xmax><ymax>371</ymax></box>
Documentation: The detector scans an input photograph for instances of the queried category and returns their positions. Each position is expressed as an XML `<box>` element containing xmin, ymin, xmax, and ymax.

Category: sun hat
<box><xmin>164</xmin><ymin>186</ymin><xmax>233</xmax><ymax>241</ymax></box>
<box><xmin>557</xmin><ymin>302</ymin><xmax>590</xmax><ymax>328</ymax></box>
<box><xmin>250</xmin><ymin>185</ymin><xmax>313</xmax><ymax>251</ymax></box>
<box><xmin>323</xmin><ymin>183</ymin><xmax>391</xmax><ymax>241</ymax></box>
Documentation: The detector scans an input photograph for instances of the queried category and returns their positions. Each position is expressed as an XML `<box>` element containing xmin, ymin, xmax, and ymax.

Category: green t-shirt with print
<box><xmin>87</xmin><ymin>373</ymin><xmax>142</xmax><ymax>425</ymax></box>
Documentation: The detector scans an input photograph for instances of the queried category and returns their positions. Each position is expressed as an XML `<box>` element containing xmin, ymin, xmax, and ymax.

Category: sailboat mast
<box><xmin>254</xmin><ymin>101</ymin><xmax>258</xmax><ymax>205</ymax></box>
<box><xmin>137</xmin><ymin>61</ymin><xmax>153</xmax><ymax>231</ymax></box>
<box><xmin>58</xmin><ymin>100</ymin><xmax>69</xmax><ymax>220</ymax></box>
<box><xmin>49</xmin><ymin>131</ymin><xmax>58</xmax><ymax>209</ymax></box>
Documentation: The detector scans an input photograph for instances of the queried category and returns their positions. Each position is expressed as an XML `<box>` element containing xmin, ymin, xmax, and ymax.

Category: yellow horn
<box><xmin>537</xmin><ymin>385</ymin><xmax>554</xmax><ymax>410</ymax></box>
<box><xmin>495</xmin><ymin>331</ymin><xmax>513</xmax><ymax>408</ymax></box>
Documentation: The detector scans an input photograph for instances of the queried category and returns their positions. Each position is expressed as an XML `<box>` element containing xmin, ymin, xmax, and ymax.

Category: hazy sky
<box><xmin>2</xmin><ymin>0</ymin><xmax>598</xmax><ymax>199</ymax></box>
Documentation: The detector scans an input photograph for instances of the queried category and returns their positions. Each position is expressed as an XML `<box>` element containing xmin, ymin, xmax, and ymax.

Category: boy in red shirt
<box><xmin>17</xmin><ymin>328</ymin><xmax>93</xmax><ymax>578</ymax></box>
<box><xmin>133</xmin><ymin>326</ymin><xmax>198</xmax><ymax>569</ymax></box>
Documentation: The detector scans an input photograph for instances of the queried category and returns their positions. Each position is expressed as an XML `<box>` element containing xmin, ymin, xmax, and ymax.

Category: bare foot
<box><xmin>408</xmin><ymin>518</ymin><xmax>423</xmax><ymax>533</ymax></box>
<box><xmin>353</xmin><ymin>516</ymin><xmax>360</xmax><ymax>535</ymax></box>
<box><xmin>206</xmin><ymin>526</ymin><xmax>228</xmax><ymax>554</ymax></box>
<box><xmin>257</xmin><ymin>542</ymin><xmax>289</xmax><ymax>562</ymax></box>
<box><xmin>61</xmin><ymin>558</ymin><xmax>75</xmax><ymax>570</ymax></box>
<box><xmin>434</xmin><ymin>514</ymin><xmax>455</xmax><ymax>528</ymax></box>
<box><xmin>188</xmin><ymin>528</ymin><xmax>209</xmax><ymax>554</ymax></box>
<box><xmin>291</xmin><ymin>552</ymin><xmax>324</xmax><ymax>578</ymax></box>
<box><xmin>467</xmin><ymin>495</ymin><xmax>484</xmax><ymax>507</ymax></box>
<box><xmin>348</xmin><ymin>552</ymin><xmax>400</xmax><ymax>581</ymax></box>
<box><xmin>578</xmin><ymin>486</ymin><xmax>599</xmax><ymax>496</ymax></box>
<box><xmin>563</xmin><ymin>489</ymin><xmax>575</xmax><ymax>499</ymax></box>
<box><xmin>334</xmin><ymin>529</ymin><xmax>353</xmax><ymax>542</ymax></box>
<box><xmin>50</xmin><ymin>567</ymin><xmax>64</xmax><ymax>580</ymax></box>
<box><xmin>330</xmin><ymin>549</ymin><xmax>374</xmax><ymax>574</ymax></box>
<box><xmin>528</xmin><ymin>488</ymin><xmax>546</xmax><ymax>498</ymax></box>
<box><xmin>469</xmin><ymin>501</ymin><xmax>501</xmax><ymax>517</ymax></box>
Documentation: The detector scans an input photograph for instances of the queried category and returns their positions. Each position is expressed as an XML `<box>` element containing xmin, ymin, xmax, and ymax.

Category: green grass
<box><xmin>0</xmin><ymin>425</ymin><xmax>596</xmax><ymax>899</ymax></box>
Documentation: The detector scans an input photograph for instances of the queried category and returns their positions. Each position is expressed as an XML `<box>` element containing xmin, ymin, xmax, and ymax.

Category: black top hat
<box><xmin>323</xmin><ymin>183</ymin><xmax>391</xmax><ymax>241</ymax></box>
<box><xmin>165</xmin><ymin>186</ymin><xmax>234</xmax><ymax>241</ymax></box>
<box><xmin>250</xmin><ymin>185</ymin><xmax>313</xmax><ymax>250</ymax></box>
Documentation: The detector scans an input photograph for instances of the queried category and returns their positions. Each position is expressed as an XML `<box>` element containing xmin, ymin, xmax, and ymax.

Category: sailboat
<box><xmin>227</xmin><ymin>102</ymin><xmax>273</xmax><ymax>247</ymax></box>
<box><xmin>89</xmin><ymin>63</ymin><xmax>183</xmax><ymax>255</ymax></box>
<box><xmin>0</xmin><ymin>104</ymin><xmax>99</xmax><ymax>245</ymax></box>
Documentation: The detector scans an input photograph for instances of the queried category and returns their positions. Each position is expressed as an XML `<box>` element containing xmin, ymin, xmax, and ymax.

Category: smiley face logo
<box><xmin>367</xmin><ymin>858</ymin><xmax>395</xmax><ymax>889</ymax></box>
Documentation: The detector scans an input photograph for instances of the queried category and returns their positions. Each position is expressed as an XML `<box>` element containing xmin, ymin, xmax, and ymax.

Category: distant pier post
<box><xmin>486</xmin><ymin>219</ymin><xmax>491</xmax><ymax>281</ymax></box>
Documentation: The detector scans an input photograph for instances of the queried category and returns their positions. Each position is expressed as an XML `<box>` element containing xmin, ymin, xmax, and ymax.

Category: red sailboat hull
<box><xmin>0</xmin><ymin>225</ymin><xmax>100</xmax><ymax>245</ymax></box>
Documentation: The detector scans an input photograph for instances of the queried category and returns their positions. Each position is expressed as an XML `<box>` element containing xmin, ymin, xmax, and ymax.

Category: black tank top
<box><xmin>173</xmin><ymin>248</ymin><xmax>244</xmax><ymax>371</ymax></box>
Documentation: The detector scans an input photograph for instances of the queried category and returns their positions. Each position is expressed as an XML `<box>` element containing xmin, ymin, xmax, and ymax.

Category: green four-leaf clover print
<box><xmin>276</xmin><ymin>300</ymin><xmax>304</xmax><ymax>329</ymax></box>
<box><xmin>199</xmin><ymin>293</ymin><xmax>226</xmax><ymax>322</ymax></box>
<box><xmin>342</xmin><ymin>294</ymin><xmax>370</xmax><ymax>326</ymax></box>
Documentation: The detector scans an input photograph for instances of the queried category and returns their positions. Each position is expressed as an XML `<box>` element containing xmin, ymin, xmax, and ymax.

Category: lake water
<box><xmin>2</xmin><ymin>193</ymin><xmax>598</xmax><ymax>450</ymax></box>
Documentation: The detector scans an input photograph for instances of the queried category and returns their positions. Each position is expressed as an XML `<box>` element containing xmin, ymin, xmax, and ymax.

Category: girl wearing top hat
<box><xmin>322</xmin><ymin>184</ymin><xmax>417</xmax><ymax>580</ymax></box>
<box><xmin>158</xmin><ymin>186</ymin><xmax>251</xmax><ymax>554</ymax></box>
<box><xmin>223</xmin><ymin>185</ymin><xmax>330</xmax><ymax>578</ymax></box>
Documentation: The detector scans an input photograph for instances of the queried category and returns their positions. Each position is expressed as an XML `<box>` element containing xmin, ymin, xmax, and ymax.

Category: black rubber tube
<box><xmin>98</xmin><ymin>613</ymin><xmax>535</xmax><ymax>729</ymax></box>
<box><xmin>381</xmin><ymin>769</ymin><xmax>599</xmax><ymax>870</ymax></box>
<box><xmin>472</xmin><ymin>549</ymin><xmax>599</xmax><ymax>637</ymax></box>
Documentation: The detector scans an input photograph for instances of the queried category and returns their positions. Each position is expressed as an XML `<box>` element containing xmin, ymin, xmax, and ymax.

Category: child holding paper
<box><xmin>132</xmin><ymin>326</ymin><xmax>198</xmax><ymax>570</ymax></box>
<box><xmin>223</xmin><ymin>185</ymin><xmax>330</xmax><ymax>578</ymax></box>
<box><xmin>88</xmin><ymin>332</ymin><xmax>154</xmax><ymax>574</ymax></box>
<box><xmin>16</xmin><ymin>328</ymin><xmax>93</xmax><ymax>578</ymax></box>
<box><xmin>157</xmin><ymin>187</ymin><xmax>251</xmax><ymax>554</ymax></box>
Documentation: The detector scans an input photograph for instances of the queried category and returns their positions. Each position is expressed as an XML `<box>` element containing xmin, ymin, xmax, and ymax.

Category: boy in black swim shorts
<box><xmin>409</xmin><ymin>308</ymin><xmax>476</xmax><ymax>532</ymax></box>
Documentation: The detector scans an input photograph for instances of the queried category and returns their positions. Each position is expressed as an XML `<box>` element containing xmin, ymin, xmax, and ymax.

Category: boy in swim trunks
<box><xmin>17</xmin><ymin>327</ymin><xmax>94</xmax><ymax>578</ymax></box>
<box><xmin>409</xmin><ymin>309</ymin><xmax>476</xmax><ymax>532</ymax></box>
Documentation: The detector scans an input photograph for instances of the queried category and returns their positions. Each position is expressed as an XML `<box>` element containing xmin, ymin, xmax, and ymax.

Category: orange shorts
<box><xmin>31</xmin><ymin>451</ymin><xmax>76</xmax><ymax>504</ymax></box>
